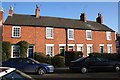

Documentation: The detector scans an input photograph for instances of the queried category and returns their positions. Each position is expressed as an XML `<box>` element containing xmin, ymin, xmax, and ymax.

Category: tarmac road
<box><xmin>28</xmin><ymin>68</ymin><xmax>120</xmax><ymax>80</ymax></box>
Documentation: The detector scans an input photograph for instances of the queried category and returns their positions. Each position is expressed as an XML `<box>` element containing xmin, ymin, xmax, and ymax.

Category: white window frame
<box><xmin>46</xmin><ymin>27</ymin><xmax>54</xmax><ymax>39</ymax></box>
<box><xmin>86</xmin><ymin>30</ymin><xmax>92</xmax><ymax>40</ymax></box>
<box><xmin>46</xmin><ymin>44</ymin><xmax>54</xmax><ymax>56</ymax></box>
<box><xmin>68</xmin><ymin>29</ymin><xmax>74</xmax><ymax>40</ymax></box>
<box><xmin>107</xmin><ymin>44</ymin><xmax>112</xmax><ymax>53</ymax></box>
<box><xmin>115</xmin><ymin>32</ymin><xmax>116</xmax><ymax>40</ymax></box>
<box><xmin>0</xmin><ymin>20</ymin><xmax>2</xmax><ymax>26</ymax></box>
<box><xmin>68</xmin><ymin>44</ymin><xmax>75</xmax><ymax>51</ymax></box>
<box><xmin>77</xmin><ymin>44</ymin><xmax>83</xmax><ymax>52</ymax></box>
<box><xmin>59</xmin><ymin>44</ymin><xmax>65</xmax><ymax>54</ymax></box>
<box><xmin>87</xmin><ymin>44</ymin><xmax>93</xmax><ymax>56</ymax></box>
<box><xmin>99</xmin><ymin>44</ymin><xmax>104</xmax><ymax>53</ymax></box>
<box><xmin>11</xmin><ymin>45</ymin><xmax>20</xmax><ymax>58</ymax></box>
<box><xmin>106</xmin><ymin>31</ymin><xmax>111</xmax><ymax>40</ymax></box>
<box><xmin>12</xmin><ymin>26</ymin><xmax>21</xmax><ymax>38</ymax></box>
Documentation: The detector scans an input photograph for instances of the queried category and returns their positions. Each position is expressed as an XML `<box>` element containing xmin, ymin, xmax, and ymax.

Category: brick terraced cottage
<box><xmin>1</xmin><ymin>5</ymin><xmax>116</xmax><ymax>58</ymax></box>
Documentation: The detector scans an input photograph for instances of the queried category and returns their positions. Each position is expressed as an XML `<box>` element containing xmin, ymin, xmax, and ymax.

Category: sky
<box><xmin>1</xmin><ymin>2</ymin><xmax>118</xmax><ymax>32</ymax></box>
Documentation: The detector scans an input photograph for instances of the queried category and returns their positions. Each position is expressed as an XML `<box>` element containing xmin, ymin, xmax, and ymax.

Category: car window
<box><xmin>85</xmin><ymin>57</ymin><xmax>96</xmax><ymax>62</ymax></box>
<box><xmin>96</xmin><ymin>57</ymin><xmax>108</xmax><ymax>62</ymax></box>
<box><xmin>74</xmin><ymin>57</ymin><xmax>84</xmax><ymax>62</ymax></box>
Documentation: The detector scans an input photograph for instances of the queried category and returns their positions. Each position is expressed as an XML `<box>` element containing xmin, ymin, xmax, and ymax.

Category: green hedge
<box><xmin>51</xmin><ymin>56</ymin><xmax>65</xmax><ymax>67</ymax></box>
<box><xmin>2</xmin><ymin>41</ymin><xmax>11</xmax><ymax>61</ymax></box>
<box><xmin>34</xmin><ymin>52</ymin><xmax>47</xmax><ymax>63</ymax></box>
<box><xmin>65</xmin><ymin>51</ymin><xmax>83</xmax><ymax>66</ymax></box>
<box><xmin>34</xmin><ymin>52</ymin><xmax>66</xmax><ymax>67</ymax></box>
<box><xmin>89</xmin><ymin>53</ymin><xmax>120</xmax><ymax>60</ymax></box>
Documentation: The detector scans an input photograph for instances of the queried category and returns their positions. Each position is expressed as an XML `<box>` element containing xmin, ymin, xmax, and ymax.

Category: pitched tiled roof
<box><xmin>4</xmin><ymin>14</ymin><xmax>114</xmax><ymax>32</ymax></box>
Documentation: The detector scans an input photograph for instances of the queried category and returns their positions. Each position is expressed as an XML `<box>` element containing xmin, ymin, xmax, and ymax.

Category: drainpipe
<box><xmin>65</xmin><ymin>28</ymin><xmax>68</xmax><ymax>51</ymax></box>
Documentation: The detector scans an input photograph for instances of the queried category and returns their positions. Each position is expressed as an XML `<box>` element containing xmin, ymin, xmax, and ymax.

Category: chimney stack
<box><xmin>80</xmin><ymin>13</ymin><xmax>86</xmax><ymax>22</ymax></box>
<box><xmin>9</xmin><ymin>6</ymin><xmax>13</xmax><ymax>16</ymax></box>
<box><xmin>35</xmin><ymin>4</ymin><xmax>40</xmax><ymax>18</ymax></box>
<box><xmin>0</xmin><ymin>8</ymin><xmax>4</xmax><ymax>24</ymax></box>
<box><xmin>96</xmin><ymin>13</ymin><xmax>103</xmax><ymax>24</ymax></box>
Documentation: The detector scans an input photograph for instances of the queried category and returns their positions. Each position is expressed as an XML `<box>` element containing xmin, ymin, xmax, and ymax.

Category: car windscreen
<box><xmin>74</xmin><ymin>57</ymin><xmax>84</xmax><ymax>62</ymax></box>
<box><xmin>2</xmin><ymin>70</ymin><xmax>33</xmax><ymax>80</ymax></box>
<box><xmin>30</xmin><ymin>58</ymin><xmax>40</xmax><ymax>64</ymax></box>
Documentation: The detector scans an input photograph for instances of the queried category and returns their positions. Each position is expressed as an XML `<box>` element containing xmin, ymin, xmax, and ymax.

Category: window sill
<box><xmin>86</xmin><ymin>38</ymin><xmax>92</xmax><ymax>40</ymax></box>
<box><xmin>68</xmin><ymin>38</ymin><xmax>74</xmax><ymax>40</ymax></box>
<box><xmin>46</xmin><ymin>37</ymin><xmax>54</xmax><ymax>39</ymax></box>
<box><xmin>11</xmin><ymin>37</ymin><xmax>21</xmax><ymax>38</ymax></box>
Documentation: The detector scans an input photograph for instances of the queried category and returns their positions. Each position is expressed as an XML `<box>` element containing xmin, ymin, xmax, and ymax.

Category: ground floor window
<box><xmin>77</xmin><ymin>44</ymin><xmax>83</xmax><ymax>52</ymax></box>
<box><xmin>12</xmin><ymin>45</ymin><xmax>20</xmax><ymax>58</ymax></box>
<box><xmin>46</xmin><ymin>44</ymin><xmax>54</xmax><ymax>56</ymax></box>
<box><xmin>59</xmin><ymin>44</ymin><xmax>65</xmax><ymax>56</ymax></box>
<box><xmin>99</xmin><ymin>44</ymin><xmax>104</xmax><ymax>53</ymax></box>
<box><xmin>68</xmin><ymin>44</ymin><xmax>75</xmax><ymax>51</ymax></box>
<box><xmin>87</xmin><ymin>44</ymin><xmax>93</xmax><ymax>56</ymax></box>
<box><xmin>107</xmin><ymin>44</ymin><xmax>112</xmax><ymax>53</ymax></box>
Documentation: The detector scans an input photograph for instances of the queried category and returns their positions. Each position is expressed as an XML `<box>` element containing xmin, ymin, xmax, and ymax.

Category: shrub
<box><xmin>34</xmin><ymin>52</ymin><xmax>47</xmax><ymax>63</ymax></box>
<box><xmin>17</xmin><ymin>40</ymin><xmax>29</xmax><ymax>58</ymax></box>
<box><xmin>89</xmin><ymin>53</ymin><xmax>119</xmax><ymax>60</ymax></box>
<box><xmin>45</xmin><ymin>56</ymin><xmax>52</xmax><ymax>64</ymax></box>
<box><xmin>51</xmin><ymin>56</ymin><xmax>65</xmax><ymax>67</ymax></box>
<box><xmin>2</xmin><ymin>41</ymin><xmax>11</xmax><ymax>61</ymax></box>
<box><xmin>65</xmin><ymin>51</ymin><xmax>83</xmax><ymax>66</ymax></box>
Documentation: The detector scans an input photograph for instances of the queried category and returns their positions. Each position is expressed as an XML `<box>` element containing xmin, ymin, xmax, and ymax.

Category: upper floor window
<box><xmin>46</xmin><ymin>27</ymin><xmax>53</xmax><ymax>39</ymax></box>
<box><xmin>68</xmin><ymin>29</ymin><xmax>74</xmax><ymax>40</ymax></box>
<box><xmin>106</xmin><ymin>31</ymin><xmax>111</xmax><ymax>40</ymax></box>
<box><xmin>86</xmin><ymin>30</ymin><xmax>92</xmax><ymax>40</ymax></box>
<box><xmin>12</xmin><ymin>26</ymin><xmax>21</xmax><ymax>38</ymax></box>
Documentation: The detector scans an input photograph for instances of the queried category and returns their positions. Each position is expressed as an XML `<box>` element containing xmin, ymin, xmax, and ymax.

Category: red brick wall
<box><xmin>2</xmin><ymin>25</ymin><xmax>116</xmax><ymax>57</ymax></box>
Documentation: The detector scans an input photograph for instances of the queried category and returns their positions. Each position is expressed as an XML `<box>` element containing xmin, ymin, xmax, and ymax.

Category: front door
<box><xmin>28</xmin><ymin>45</ymin><xmax>34</xmax><ymax>58</ymax></box>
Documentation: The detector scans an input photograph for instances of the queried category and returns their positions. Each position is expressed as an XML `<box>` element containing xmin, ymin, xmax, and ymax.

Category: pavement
<box><xmin>28</xmin><ymin>67</ymin><xmax>120</xmax><ymax>80</ymax></box>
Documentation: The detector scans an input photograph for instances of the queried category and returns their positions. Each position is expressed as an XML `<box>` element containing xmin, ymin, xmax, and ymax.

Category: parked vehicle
<box><xmin>0</xmin><ymin>67</ymin><xmax>34</xmax><ymax>80</ymax></box>
<box><xmin>2</xmin><ymin>58</ymin><xmax>54</xmax><ymax>75</ymax></box>
<box><xmin>69</xmin><ymin>56</ymin><xmax>120</xmax><ymax>73</ymax></box>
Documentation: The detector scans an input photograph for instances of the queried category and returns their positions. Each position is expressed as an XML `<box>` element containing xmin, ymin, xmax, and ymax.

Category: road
<box><xmin>28</xmin><ymin>68</ymin><xmax>120</xmax><ymax>80</ymax></box>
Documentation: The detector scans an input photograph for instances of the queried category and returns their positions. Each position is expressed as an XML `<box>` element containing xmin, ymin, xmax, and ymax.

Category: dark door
<box><xmin>28</xmin><ymin>46</ymin><xmax>34</xmax><ymax>58</ymax></box>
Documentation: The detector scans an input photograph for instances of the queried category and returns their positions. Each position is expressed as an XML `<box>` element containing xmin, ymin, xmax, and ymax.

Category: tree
<box><xmin>17</xmin><ymin>40</ymin><xmax>29</xmax><ymax>58</ymax></box>
<box><xmin>2</xmin><ymin>41</ymin><xmax>11</xmax><ymax>61</ymax></box>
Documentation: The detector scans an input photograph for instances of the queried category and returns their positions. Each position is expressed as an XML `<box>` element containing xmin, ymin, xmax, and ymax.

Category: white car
<box><xmin>0</xmin><ymin>67</ymin><xmax>34</xmax><ymax>80</ymax></box>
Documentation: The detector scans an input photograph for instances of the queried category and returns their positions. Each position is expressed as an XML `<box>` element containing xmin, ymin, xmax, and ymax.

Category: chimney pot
<box><xmin>9</xmin><ymin>6</ymin><xmax>13</xmax><ymax>16</ymax></box>
<box><xmin>0</xmin><ymin>7</ymin><xmax>4</xmax><ymax>23</ymax></box>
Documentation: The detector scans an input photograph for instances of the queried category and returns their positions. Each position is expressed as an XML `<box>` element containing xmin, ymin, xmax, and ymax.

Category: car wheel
<box><xmin>114</xmin><ymin>65</ymin><xmax>120</xmax><ymax>72</ymax></box>
<box><xmin>37</xmin><ymin>68</ymin><xmax>46</xmax><ymax>75</ymax></box>
<box><xmin>81</xmin><ymin>66</ymin><xmax>88</xmax><ymax>74</ymax></box>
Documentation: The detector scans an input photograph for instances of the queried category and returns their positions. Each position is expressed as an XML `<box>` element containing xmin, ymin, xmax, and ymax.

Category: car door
<box><xmin>95</xmin><ymin>57</ymin><xmax>110</xmax><ymax>70</ymax></box>
<box><xmin>21</xmin><ymin>59</ymin><xmax>37</xmax><ymax>73</ymax></box>
<box><xmin>85</xmin><ymin>57</ymin><xmax>97</xmax><ymax>69</ymax></box>
<box><xmin>9</xmin><ymin>59</ymin><xmax>23</xmax><ymax>70</ymax></box>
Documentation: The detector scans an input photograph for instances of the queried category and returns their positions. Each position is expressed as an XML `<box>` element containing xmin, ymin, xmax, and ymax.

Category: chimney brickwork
<box><xmin>96</xmin><ymin>13</ymin><xmax>103</xmax><ymax>24</ymax></box>
<box><xmin>80</xmin><ymin>13</ymin><xmax>86</xmax><ymax>22</ymax></box>
<box><xmin>35</xmin><ymin>5</ymin><xmax>40</xmax><ymax>18</ymax></box>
